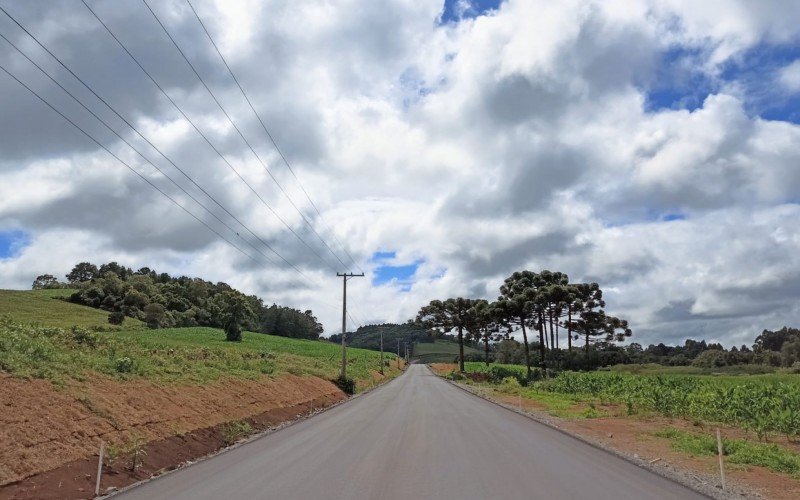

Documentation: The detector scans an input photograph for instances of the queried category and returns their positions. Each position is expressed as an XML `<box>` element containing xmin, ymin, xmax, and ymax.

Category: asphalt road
<box><xmin>117</xmin><ymin>364</ymin><xmax>706</xmax><ymax>500</ymax></box>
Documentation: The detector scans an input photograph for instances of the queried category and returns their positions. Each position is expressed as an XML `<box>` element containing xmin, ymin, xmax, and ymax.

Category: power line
<box><xmin>142</xmin><ymin>0</ymin><xmax>349</xmax><ymax>274</ymax></box>
<box><xmin>185</xmin><ymin>0</ymin><xmax>364</xmax><ymax>274</ymax></box>
<box><xmin>79</xmin><ymin>0</ymin><xmax>337</xmax><ymax>273</ymax></box>
<box><xmin>0</xmin><ymin>8</ymin><xmax>318</xmax><ymax>281</ymax></box>
<box><xmin>0</xmin><ymin>13</ymin><xmax>329</xmax><ymax>289</ymax></box>
<box><xmin>0</xmin><ymin>61</ymin><xmax>261</xmax><ymax>267</ymax></box>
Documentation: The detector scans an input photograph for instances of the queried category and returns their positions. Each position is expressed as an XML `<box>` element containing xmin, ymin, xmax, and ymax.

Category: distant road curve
<box><xmin>117</xmin><ymin>364</ymin><xmax>706</xmax><ymax>499</ymax></box>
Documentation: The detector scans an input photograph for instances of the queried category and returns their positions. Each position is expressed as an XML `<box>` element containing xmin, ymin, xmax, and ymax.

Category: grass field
<box><xmin>412</xmin><ymin>339</ymin><xmax>481</xmax><ymax>363</ymax></box>
<box><xmin>0</xmin><ymin>289</ymin><xmax>144</xmax><ymax>330</ymax></box>
<box><xmin>0</xmin><ymin>319</ymin><xmax>399</xmax><ymax>390</ymax></box>
<box><xmin>0</xmin><ymin>291</ymin><xmax>401</xmax><ymax>391</ymax></box>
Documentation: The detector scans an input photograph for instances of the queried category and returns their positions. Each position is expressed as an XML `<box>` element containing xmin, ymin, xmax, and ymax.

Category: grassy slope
<box><xmin>0</xmin><ymin>289</ymin><xmax>145</xmax><ymax>330</ymax></box>
<box><xmin>413</xmin><ymin>339</ymin><xmax>481</xmax><ymax>363</ymax></box>
<box><xmin>114</xmin><ymin>327</ymin><xmax>399</xmax><ymax>387</ymax></box>
<box><xmin>0</xmin><ymin>295</ymin><xmax>400</xmax><ymax>390</ymax></box>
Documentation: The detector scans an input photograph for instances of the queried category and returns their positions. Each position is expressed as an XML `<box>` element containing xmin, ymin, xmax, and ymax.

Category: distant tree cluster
<box><xmin>329</xmin><ymin>322</ymin><xmax>433</xmax><ymax>351</ymax></box>
<box><xmin>415</xmin><ymin>269</ymin><xmax>631</xmax><ymax>377</ymax></box>
<box><xmin>627</xmin><ymin>327</ymin><xmax>800</xmax><ymax>369</ymax></box>
<box><xmin>35</xmin><ymin>261</ymin><xmax>323</xmax><ymax>340</ymax></box>
<box><xmin>477</xmin><ymin>326</ymin><xmax>800</xmax><ymax>372</ymax></box>
<box><xmin>31</xmin><ymin>274</ymin><xmax>70</xmax><ymax>290</ymax></box>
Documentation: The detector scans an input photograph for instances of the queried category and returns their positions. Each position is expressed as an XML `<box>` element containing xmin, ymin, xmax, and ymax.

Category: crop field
<box><xmin>540</xmin><ymin>371</ymin><xmax>800</xmax><ymax>438</ymax></box>
<box><xmin>0</xmin><ymin>319</ymin><xmax>399</xmax><ymax>389</ymax></box>
<box><xmin>0</xmin><ymin>289</ymin><xmax>144</xmax><ymax>330</ymax></box>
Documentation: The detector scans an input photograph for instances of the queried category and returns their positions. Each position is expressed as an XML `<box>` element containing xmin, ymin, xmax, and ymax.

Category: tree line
<box><xmin>329</xmin><ymin>322</ymin><xmax>433</xmax><ymax>352</ymax></box>
<box><xmin>414</xmin><ymin>269</ymin><xmax>632</xmax><ymax>379</ymax></box>
<box><xmin>32</xmin><ymin>262</ymin><xmax>323</xmax><ymax>341</ymax></box>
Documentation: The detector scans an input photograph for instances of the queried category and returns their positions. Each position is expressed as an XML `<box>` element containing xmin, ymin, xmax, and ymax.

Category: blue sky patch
<box><xmin>440</xmin><ymin>0</ymin><xmax>501</xmax><ymax>24</ymax></box>
<box><xmin>645</xmin><ymin>42</ymin><xmax>800</xmax><ymax>124</ymax></box>
<box><xmin>0</xmin><ymin>229</ymin><xmax>30</xmax><ymax>259</ymax></box>
<box><xmin>371</xmin><ymin>251</ymin><xmax>422</xmax><ymax>291</ymax></box>
<box><xmin>644</xmin><ymin>47</ymin><xmax>713</xmax><ymax>113</ymax></box>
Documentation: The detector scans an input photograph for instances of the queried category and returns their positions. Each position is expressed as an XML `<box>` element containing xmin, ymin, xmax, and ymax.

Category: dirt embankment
<box><xmin>0</xmin><ymin>374</ymin><xmax>345</xmax><ymax>499</ymax></box>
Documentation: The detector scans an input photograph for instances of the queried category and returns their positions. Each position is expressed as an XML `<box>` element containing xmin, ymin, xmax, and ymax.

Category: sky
<box><xmin>1</xmin><ymin>0</ymin><xmax>800</xmax><ymax>348</ymax></box>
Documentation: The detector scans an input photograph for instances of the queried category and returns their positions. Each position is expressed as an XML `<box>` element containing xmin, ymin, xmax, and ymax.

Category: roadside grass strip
<box><xmin>654</xmin><ymin>428</ymin><xmax>800</xmax><ymax>477</ymax></box>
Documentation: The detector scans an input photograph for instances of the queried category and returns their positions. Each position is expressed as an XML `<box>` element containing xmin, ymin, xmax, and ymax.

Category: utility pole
<box><xmin>337</xmin><ymin>272</ymin><xmax>364</xmax><ymax>379</ymax></box>
<box><xmin>379</xmin><ymin>330</ymin><xmax>384</xmax><ymax>375</ymax></box>
<box><xmin>397</xmin><ymin>339</ymin><xmax>401</xmax><ymax>368</ymax></box>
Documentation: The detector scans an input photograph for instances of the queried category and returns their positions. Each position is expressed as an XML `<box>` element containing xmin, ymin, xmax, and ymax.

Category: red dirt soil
<box><xmin>0</xmin><ymin>374</ymin><xmax>345</xmax><ymax>499</ymax></box>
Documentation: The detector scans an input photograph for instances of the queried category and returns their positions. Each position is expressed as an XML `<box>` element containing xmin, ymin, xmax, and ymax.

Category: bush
<box><xmin>225</xmin><ymin>322</ymin><xmax>242</xmax><ymax>342</ymax></box>
<box><xmin>70</xmin><ymin>327</ymin><xmax>99</xmax><ymax>348</ymax></box>
<box><xmin>333</xmin><ymin>375</ymin><xmax>356</xmax><ymax>394</ymax></box>
<box><xmin>114</xmin><ymin>357</ymin><xmax>135</xmax><ymax>373</ymax></box>
<box><xmin>221</xmin><ymin>420</ymin><xmax>253</xmax><ymax>445</ymax></box>
<box><xmin>487</xmin><ymin>365</ymin><xmax>528</xmax><ymax>386</ymax></box>
<box><xmin>108</xmin><ymin>311</ymin><xmax>125</xmax><ymax>325</ymax></box>
<box><xmin>144</xmin><ymin>303</ymin><xmax>168</xmax><ymax>329</ymax></box>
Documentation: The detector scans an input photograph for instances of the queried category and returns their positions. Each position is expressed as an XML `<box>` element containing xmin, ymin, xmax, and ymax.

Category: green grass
<box><xmin>0</xmin><ymin>289</ymin><xmax>144</xmax><ymax>330</ymax></box>
<box><xmin>413</xmin><ymin>340</ymin><xmax>481</xmax><ymax>363</ymax></box>
<box><xmin>654</xmin><ymin>428</ymin><xmax>800</xmax><ymax>477</ymax></box>
<box><xmin>0</xmin><ymin>320</ymin><xmax>400</xmax><ymax>390</ymax></box>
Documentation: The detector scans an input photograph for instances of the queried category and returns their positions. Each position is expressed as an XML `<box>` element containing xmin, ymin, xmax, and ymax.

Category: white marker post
<box><xmin>716</xmin><ymin>428</ymin><xmax>726</xmax><ymax>491</ymax></box>
<box><xmin>95</xmin><ymin>441</ymin><xmax>105</xmax><ymax>497</ymax></box>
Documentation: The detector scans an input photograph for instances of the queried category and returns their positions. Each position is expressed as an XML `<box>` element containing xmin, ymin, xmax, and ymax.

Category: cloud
<box><xmin>1</xmin><ymin>0</ymin><xmax>800</xmax><ymax>348</ymax></box>
<box><xmin>778</xmin><ymin>60</ymin><xmax>800</xmax><ymax>92</ymax></box>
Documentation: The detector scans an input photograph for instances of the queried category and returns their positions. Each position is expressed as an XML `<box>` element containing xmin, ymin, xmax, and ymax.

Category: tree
<box><xmin>416</xmin><ymin>298</ymin><xmax>477</xmax><ymax>372</ymax></box>
<box><xmin>569</xmin><ymin>283</ymin><xmax>605</xmax><ymax>351</ymax></box>
<box><xmin>66</xmin><ymin>262</ymin><xmax>98</xmax><ymax>284</ymax></box>
<box><xmin>497</xmin><ymin>271</ymin><xmax>541</xmax><ymax>379</ymax></box>
<box><xmin>108</xmin><ymin>311</ymin><xmax>125</xmax><ymax>325</ymax></box>
<box><xmin>754</xmin><ymin>327</ymin><xmax>800</xmax><ymax>352</ymax></box>
<box><xmin>144</xmin><ymin>303</ymin><xmax>168</xmax><ymax>329</ymax></box>
<box><xmin>466</xmin><ymin>300</ymin><xmax>504</xmax><ymax>366</ymax></box>
<box><xmin>218</xmin><ymin>292</ymin><xmax>254</xmax><ymax>342</ymax></box>
<box><xmin>32</xmin><ymin>274</ymin><xmax>59</xmax><ymax>289</ymax></box>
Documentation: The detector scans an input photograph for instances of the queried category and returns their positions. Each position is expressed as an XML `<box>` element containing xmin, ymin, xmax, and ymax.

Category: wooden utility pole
<box><xmin>337</xmin><ymin>272</ymin><xmax>364</xmax><ymax>379</ymax></box>
<box><xmin>380</xmin><ymin>330</ymin><xmax>384</xmax><ymax>375</ymax></box>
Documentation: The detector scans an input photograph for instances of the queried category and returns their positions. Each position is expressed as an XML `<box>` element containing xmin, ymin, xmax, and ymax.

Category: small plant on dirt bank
<box><xmin>127</xmin><ymin>435</ymin><xmax>148</xmax><ymax>471</ymax></box>
<box><xmin>333</xmin><ymin>375</ymin><xmax>356</xmax><ymax>394</ymax></box>
<box><xmin>221</xmin><ymin>420</ymin><xmax>253</xmax><ymax>445</ymax></box>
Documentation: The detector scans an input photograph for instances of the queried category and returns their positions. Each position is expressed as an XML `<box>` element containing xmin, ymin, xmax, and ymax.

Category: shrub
<box><xmin>225</xmin><ymin>322</ymin><xmax>242</xmax><ymax>342</ymax></box>
<box><xmin>70</xmin><ymin>327</ymin><xmax>99</xmax><ymax>348</ymax></box>
<box><xmin>221</xmin><ymin>420</ymin><xmax>253</xmax><ymax>445</ymax></box>
<box><xmin>333</xmin><ymin>375</ymin><xmax>356</xmax><ymax>394</ymax></box>
<box><xmin>144</xmin><ymin>303</ymin><xmax>168</xmax><ymax>329</ymax></box>
<box><xmin>108</xmin><ymin>311</ymin><xmax>125</xmax><ymax>325</ymax></box>
<box><xmin>114</xmin><ymin>357</ymin><xmax>135</xmax><ymax>373</ymax></box>
<box><xmin>487</xmin><ymin>365</ymin><xmax>528</xmax><ymax>386</ymax></box>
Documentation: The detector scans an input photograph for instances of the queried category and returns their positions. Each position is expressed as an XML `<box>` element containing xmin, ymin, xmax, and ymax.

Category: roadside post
<box><xmin>716</xmin><ymin>428</ymin><xmax>726</xmax><ymax>491</ymax></box>
<box><xmin>95</xmin><ymin>441</ymin><xmax>105</xmax><ymax>497</ymax></box>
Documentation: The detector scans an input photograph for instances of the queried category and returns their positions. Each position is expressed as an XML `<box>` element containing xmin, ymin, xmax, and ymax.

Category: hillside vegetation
<box><xmin>413</xmin><ymin>339</ymin><xmax>481</xmax><ymax>363</ymax></box>
<box><xmin>0</xmin><ymin>318</ymin><xmax>398</xmax><ymax>389</ymax></box>
<box><xmin>0</xmin><ymin>289</ymin><xmax>144</xmax><ymax>330</ymax></box>
<box><xmin>34</xmin><ymin>261</ymin><xmax>324</xmax><ymax>339</ymax></box>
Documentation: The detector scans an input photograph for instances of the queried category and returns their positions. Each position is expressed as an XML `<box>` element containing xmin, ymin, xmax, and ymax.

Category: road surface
<box><xmin>117</xmin><ymin>364</ymin><xmax>706</xmax><ymax>499</ymax></box>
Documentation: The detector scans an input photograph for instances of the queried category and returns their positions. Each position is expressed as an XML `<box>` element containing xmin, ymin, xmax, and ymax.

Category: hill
<box><xmin>329</xmin><ymin>322</ymin><xmax>433</xmax><ymax>353</ymax></box>
<box><xmin>0</xmin><ymin>289</ymin><xmax>145</xmax><ymax>330</ymax></box>
<box><xmin>413</xmin><ymin>339</ymin><xmax>481</xmax><ymax>363</ymax></box>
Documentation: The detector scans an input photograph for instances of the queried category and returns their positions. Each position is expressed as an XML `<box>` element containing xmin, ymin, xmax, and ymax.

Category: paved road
<box><xmin>117</xmin><ymin>364</ymin><xmax>706</xmax><ymax>499</ymax></box>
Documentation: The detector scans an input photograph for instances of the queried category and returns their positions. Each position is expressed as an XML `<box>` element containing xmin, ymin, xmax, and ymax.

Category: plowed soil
<box><xmin>0</xmin><ymin>374</ymin><xmax>345</xmax><ymax>499</ymax></box>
